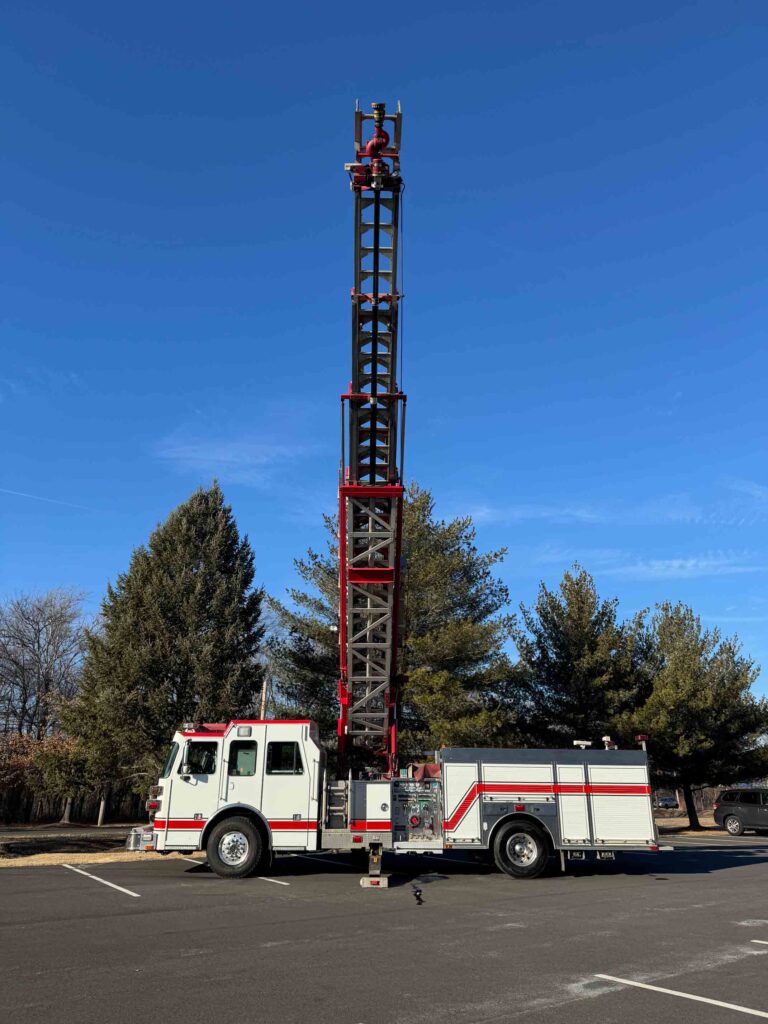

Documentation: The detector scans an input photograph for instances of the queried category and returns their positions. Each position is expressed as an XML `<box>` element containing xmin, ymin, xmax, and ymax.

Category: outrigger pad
<box><xmin>360</xmin><ymin>875</ymin><xmax>390</xmax><ymax>888</ymax></box>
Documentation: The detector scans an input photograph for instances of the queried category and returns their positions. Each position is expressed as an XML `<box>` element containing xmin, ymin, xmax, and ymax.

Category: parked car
<box><xmin>714</xmin><ymin>789</ymin><xmax>768</xmax><ymax>835</ymax></box>
<box><xmin>655</xmin><ymin>795</ymin><xmax>678</xmax><ymax>809</ymax></box>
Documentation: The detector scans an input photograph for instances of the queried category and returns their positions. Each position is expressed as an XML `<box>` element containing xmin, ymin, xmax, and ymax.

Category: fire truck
<box><xmin>128</xmin><ymin>102</ymin><xmax>659</xmax><ymax>882</ymax></box>
<box><xmin>130</xmin><ymin>718</ymin><xmax>658</xmax><ymax>882</ymax></box>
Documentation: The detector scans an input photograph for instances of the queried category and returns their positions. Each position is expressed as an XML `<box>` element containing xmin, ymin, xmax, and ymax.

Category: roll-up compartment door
<box><xmin>556</xmin><ymin>764</ymin><xmax>590</xmax><ymax>843</ymax></box>
<box><xmin>588</xmin><ymin>764</ymin><xmax>654</xmax><ymax>844</ymax></box>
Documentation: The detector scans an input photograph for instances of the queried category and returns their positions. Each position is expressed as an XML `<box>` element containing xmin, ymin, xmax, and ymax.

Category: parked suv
<box><xmin>714</xmin><ymin>789</ymin><xmax>768</xmax><ymax>835</ymax></box>
<box><xmin>655</xmin><ymin>795</ymin><xmax>678</xmax><ymax>809</ymax></box>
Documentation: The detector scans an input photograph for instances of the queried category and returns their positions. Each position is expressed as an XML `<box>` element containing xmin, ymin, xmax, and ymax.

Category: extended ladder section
<box><xmin>338</xmin><ymin>102</ymin><xmax>405</xmax><ymax>774</ymax></box>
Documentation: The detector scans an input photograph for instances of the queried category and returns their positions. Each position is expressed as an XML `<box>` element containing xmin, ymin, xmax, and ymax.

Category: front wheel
<box><xmin>206</xmin><ymin>816</ymin><xmax>264</xmax><ymax>878</ymax></box>
<box><xmin>724</xmin><ymin>815</ymin><xmax>744</xmax><ymax>836</ymax></box>
<box><xmin>493</xmin><ymin>821</ymin><xmax>550</xmax><ymax>879</ymax></box>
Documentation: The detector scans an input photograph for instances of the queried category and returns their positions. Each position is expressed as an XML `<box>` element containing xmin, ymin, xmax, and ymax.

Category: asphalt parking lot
<box><xmin>3</xmin><ymin>837</ymin><xmax>768</xmax><ymax>1024</ymax></box>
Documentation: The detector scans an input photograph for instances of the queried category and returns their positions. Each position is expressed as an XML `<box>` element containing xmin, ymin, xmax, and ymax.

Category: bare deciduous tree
<box><xmin>0</xmin><ymin>590</ymin><xmax>85</xmax><ymax>737</ymax></box>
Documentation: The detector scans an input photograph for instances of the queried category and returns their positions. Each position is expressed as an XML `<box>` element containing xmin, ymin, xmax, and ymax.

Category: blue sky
<box><xmin>2</xmin><ymin>2</ymin><xmax>767</xmax><ymax>692</ymax></box>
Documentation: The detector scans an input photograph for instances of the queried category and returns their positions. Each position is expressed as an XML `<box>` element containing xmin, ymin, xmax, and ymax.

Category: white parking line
<box><xmin>595</xmin><ymin>974</ymin><xmax>768</xmax><ymax>1018</ymax></box>
<box><xmin>752</xmin><ymin>940</ymin><xmax>768</xmax><ymax>946</ymax></box>
<box><xmin>62</xmin><ymin>864</ymin><xmax>140</xmax><ymax>898</ymax></box>
<box><xmin>257</xmin><ymin>876</ymin><xmax>290</xmax><ymax>886</ymax></box>
<box><xmin>181</xmin><ymin>857</ymin><xmax>206</xmax><ymax>865</ymax></box>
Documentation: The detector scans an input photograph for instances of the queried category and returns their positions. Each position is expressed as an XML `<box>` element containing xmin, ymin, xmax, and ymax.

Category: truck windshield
<box><xmin>160</xmin><ymin>742</ymin><xmax>179</xmax><ymax>778</ymax></box>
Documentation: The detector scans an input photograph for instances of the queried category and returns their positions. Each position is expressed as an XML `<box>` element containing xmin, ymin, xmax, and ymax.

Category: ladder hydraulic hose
<box><xmin>337</xmin><ymin>102</ymin><xmax>405</xmax><ymax>776</ymax></box>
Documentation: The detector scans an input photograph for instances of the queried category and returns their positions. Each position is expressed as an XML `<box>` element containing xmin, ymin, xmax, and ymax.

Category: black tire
<box><xmin>493</xmin><ymin>821</ymin><xmax>550</xmax><ymax>879</ymax></box>
<box><xmin>724</xmin><ymin>815</ymin><xmax>744</xmax><ymax>836</ymax></box>
<box><xmin>206</xmin><ymin>816</ymin><xmax>264</xmax><ymax>878</ymax></box>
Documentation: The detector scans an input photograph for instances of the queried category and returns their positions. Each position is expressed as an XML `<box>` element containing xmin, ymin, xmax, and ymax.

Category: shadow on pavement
<box><xmin>174</xmin><ymin>845</ymin><xmax>768</xmax><ymax>885</ymax></box>
<box><xmin>563</xmin><ymin>846</ymin><xmax>768</xmax><ymax>878</ymax></box>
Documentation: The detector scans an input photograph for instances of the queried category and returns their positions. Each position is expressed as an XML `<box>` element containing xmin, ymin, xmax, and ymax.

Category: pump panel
<box><xmin>391</xmin><ymin>778</ymin><xmax>443</xmax><ymax>849</ymax></box>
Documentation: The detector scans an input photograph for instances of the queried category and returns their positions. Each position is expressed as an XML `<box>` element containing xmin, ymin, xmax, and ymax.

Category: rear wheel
<box><xmin>493</xmin><ymin>821</ymin><xmax>550</xmax><ymax>879</ymax></box>
<box><xmin>206</xmin><ymin>816</ymin><xmax>264</xmax><ymax>878</ymax></box>
<box><xmin>724</xmin><ymin>815</ymin><xmax>744</xmax><ymax>836</ymax></box>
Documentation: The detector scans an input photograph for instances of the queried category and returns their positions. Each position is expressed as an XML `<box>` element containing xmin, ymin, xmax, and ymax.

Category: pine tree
<box><xmin>627</xmin><ymin>603</ymin><xmax>768</xmax><ymax>828</ymax></box>
<box><xmin>65</xmin><ymin>484</ymin><xmax>264</xmax><ymax>787</ymax></box>
<box><xmin>510</xmin><ymin>565</ymin><xmax>650</xmax><ymax>747</ymax></box>
<box><xmin>269</xmin><ymin>483</ymin><xmax>517</xmax><ymax>758</ymax></box>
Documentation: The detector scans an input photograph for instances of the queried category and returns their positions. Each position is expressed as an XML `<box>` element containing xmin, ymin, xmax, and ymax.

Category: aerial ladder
<box><xmin>337</xmin><ymin>102</ymin><xmax>405</xmax><ymax>777</ymax></box>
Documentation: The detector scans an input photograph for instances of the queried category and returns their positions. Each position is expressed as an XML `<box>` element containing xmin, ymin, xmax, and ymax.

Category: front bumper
<box><xmin>126</xmin><ymin>825</ymin><xmax>155</xmax><ymax>852</ymax></box>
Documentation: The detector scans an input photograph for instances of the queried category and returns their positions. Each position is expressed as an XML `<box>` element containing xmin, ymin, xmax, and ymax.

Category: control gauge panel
<box><xmin>391</xmin><ymin>779</ymin><xmax>443</xmax><ymax>847</ymax></box>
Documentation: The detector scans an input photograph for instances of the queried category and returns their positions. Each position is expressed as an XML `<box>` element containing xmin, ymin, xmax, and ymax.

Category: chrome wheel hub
<box><xmin>506</xmin><ymin>832</ymin><xmax>537</xmax><ymax>867</ymax></box>
<box><xmin>726</xmin><ymin>818</ymin><xmax>740</xmax><ymax>834</ymax></box>
<box><xmin>219</xmin><ymin>830</ymin><xmax>249</xmax><ymax>866</ymax></box>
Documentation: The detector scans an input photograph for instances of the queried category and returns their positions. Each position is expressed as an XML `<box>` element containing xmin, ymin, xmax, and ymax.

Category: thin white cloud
<box><xmin>463</xmin><ymin>483</ymin><xmax>768</xmax><ymax>529</ymax></box>
<box><xmin>0</xmin><ymin>367</ymin><xmax>85</xmax><ymax>402</ymax></box>
<box><xmin>524</xmin><ymin>545</ymin><xmax>765</xmax><ymax>582</ymax></box>
<box><xmin>727</xmin><ymin>478</ymin><xmax>768</xmax><ymax>503</ymax></box>
<box><xmin>600</xmin><ymin>553</ymin><xmax>764</xmax><ymax>581</ymax></box>
<box><xmin>155</xmin><ymin>435</ymin><xmax>316</xmax><ymax>486</ymax></box>
<box><xmin>0</xmin><ymin>487</ymin><xmax>98</xmax><ymax>512</ymax></box>
<box><xmin>633</xmin><ymin>493</ymin><xmax>703</xmax><ymax>524</ymax></box>
<box><xmin>466</xmin><ymin>492</ymin><xmax>706</xmax><ymax>528</ymax></box>
<box><xmin>470</xmin><ymin>503</ymin><xmax>603</xmax><ymax>525</ymax></box>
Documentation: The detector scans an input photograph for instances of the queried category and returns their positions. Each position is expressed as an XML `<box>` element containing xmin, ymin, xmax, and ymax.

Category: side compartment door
<box><xmin>443</xmin><ymin>763</ymin><xmax>481</xmax><ymax>844</ymax></box>
<box><xmin>259</xmin><ymin>727</ymin><xmax>313</xmax><ymax>849</ymax></box>
<box><xmin>588</xmin><ymin>764</ymin><xmax>654</xmax><ymax>845</ymax></box>
<box><xmin>556</xmin><ymin>764</ymin><xmax>591</xmax><ymax>845</ymax></box>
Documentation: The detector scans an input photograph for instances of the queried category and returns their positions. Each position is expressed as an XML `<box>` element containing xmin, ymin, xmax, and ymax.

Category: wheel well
<box><xmin>488</xmin><ymin>813</ymin><xmax>555</xmax><ymax>855</ymax></box>
<box><xmin>201</xmin><ymin>806</ymin><xmax>271</xmax><ymax>851</ymax></box>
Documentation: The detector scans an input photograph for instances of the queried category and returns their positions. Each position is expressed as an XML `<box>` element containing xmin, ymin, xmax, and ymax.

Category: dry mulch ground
<box><xmin>0</xmin><ymin>849</ymin><xmax>192</xmax><ymax>868</ymax></box>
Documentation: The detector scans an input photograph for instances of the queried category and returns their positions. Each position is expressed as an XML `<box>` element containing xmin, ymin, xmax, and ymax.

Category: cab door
<box><xmin>221</xmin><ymin>734</ymin><xmax>262</xmax><ymax>810</ymax></box>
<box><xmin>259</xmin><ymin>727</ymin><xmax>313</xmax><ymax>849</ymax></box>
<box><xmin>163</xmin><ymin>739</ymin><xmax>221</xmax><ymax>849</ymax></box>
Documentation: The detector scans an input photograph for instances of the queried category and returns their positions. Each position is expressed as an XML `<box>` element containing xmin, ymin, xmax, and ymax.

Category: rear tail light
<box><xmin>713</xmin><ymin>802</ymin><xmax>720</xmax><ymax>811</ymax></box>
<box><xmin>149</xmin><ymin>785</ymin><xmax>163</xmax><ymax>799</ymax></box>
<box><xmin>145</xmin><ymin>798</ymin><xmax>161</xmax><ymax>819</ymax></box>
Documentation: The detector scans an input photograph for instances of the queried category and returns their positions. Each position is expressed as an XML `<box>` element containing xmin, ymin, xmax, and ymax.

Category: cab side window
<box><xmin>181</xmin><ymin>741</ymin><xmax>217</xmax><ymax>775</ymax></box>
<box><xmin>266</xmin><ymin>741</ymin><xmax>303</xmax><ymax>775</ymax></box>
<box><xmin>161</xmin><ymin>742</ymin><xmax>179</xmax><ymax>778</ymax></box>
<box><xmin>229</xmin><ymin>741</ymin><xmax>257</xmax><ymax>777</ymax></box>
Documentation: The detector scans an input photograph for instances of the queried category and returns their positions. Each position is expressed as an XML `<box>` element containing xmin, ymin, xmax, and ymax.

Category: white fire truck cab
<box><xmin>129</xmin><ymin>718</ymin><xmax>659</xmax><ymax>882</ymax></box>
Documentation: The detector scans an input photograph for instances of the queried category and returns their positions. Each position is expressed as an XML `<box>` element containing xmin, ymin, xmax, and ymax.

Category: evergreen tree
<box><xmin>627</xmin><ymin>602</ymin><xmax>768</xmax><ymax>828</ymax></box>
<box><xmin>510</xmin><ymin>565</ymin><xmax>650</xmax><ymax>747</ymax></box>
<box><xmin>65</xmin><ymin>484</ymin><xmax>264</xmax><ymax>786</ymax></box>
<box><xmin>269</xmin><ymin>483</ymin><xmax>517</xmax><ymax>758</ymax></box>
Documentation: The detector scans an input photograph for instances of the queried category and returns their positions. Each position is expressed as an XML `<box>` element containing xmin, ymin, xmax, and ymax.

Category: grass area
<box><xmin>656</xmin><ymin>815</ymin><xmax>717</xmax><ymax>834</ymax></box>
